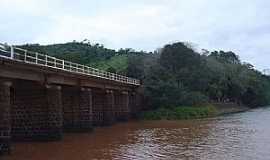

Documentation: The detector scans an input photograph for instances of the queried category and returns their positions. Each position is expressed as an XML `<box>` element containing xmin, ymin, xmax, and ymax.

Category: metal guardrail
<box><xmin>0</xmin><ymin>43</ymin><xmax>140</xmax><ymax>85</ymax></box>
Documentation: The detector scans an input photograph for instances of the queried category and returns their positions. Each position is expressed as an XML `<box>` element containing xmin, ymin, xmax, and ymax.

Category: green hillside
<box><xmin>92</xmin><ymin>55</ymin><xmax>128</xmax><ymax>73</ymax></box>
<box><xmin>18</xmin><ymin>42</ymin><xmax>142</xmax><ymax>74</ymax></box>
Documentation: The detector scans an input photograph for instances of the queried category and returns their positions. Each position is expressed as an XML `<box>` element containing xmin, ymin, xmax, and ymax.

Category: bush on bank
<box><xmin>140</xmin><ymin>105</ymin><xmax>217</xmax><ymax>120</ymax></box>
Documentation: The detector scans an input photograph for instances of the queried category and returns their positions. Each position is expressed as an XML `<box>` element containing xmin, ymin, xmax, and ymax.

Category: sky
<box><xmin>0</xmin><ymin>0</ymin><xmax>270</xmax><ymax>70</ymax></box>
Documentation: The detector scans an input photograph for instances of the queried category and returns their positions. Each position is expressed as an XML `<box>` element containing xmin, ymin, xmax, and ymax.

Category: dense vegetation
<box><xmin>141</xmin><ymin>105</ymin><xmax>217</xmax><ymax>120</ymax></box>
<box><xmin>18</xmin><ymin>41</ymin><xmax>270</xmax><ymax>114</ymax></box>
<box><xmin>143</xmin><ymin>43</ymin><xmax>270</xmax><ymax>109</ymax></box>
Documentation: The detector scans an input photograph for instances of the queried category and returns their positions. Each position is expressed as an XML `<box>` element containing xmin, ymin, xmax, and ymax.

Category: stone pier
<box><xmin>62</xmin><ymin>87</ymin><xmax>93</xmax><ymax>132</ymax></box>
<box><xmin>0</xmin><ymin>81</ymin><xmax>12</xmax><ymax>154</ymax></box>
<box><xmin>92</xmin><ymin>89</ymin><xmax>105</xmax><ymax>126</ymax></box>
<box><xmin>103</xmin><ymin>90</ymin><xmax>115</xmax><ymax>125</ymax></box>
<box><xmin>115</xmin><ymin>91</ymin><xmax>130</xmax><ymax>121</ymax></box>
<box><xmin>129</xmin><ymin>92</ymin><xmax>137</xmax><ymax>117</ymax></box>
<box><xmin>77</xmin><ymin>88</ymin><xmax>93</xmax><ymax>131</ymax></box>
<box><xmin>11</xmin><ymin>81</ymin><xmax>64</xmax><ymax>141</ymax></box>
<box><xmin>46</xmin><ymin>85</ymin><xmax>63</xmax><ymax>139</ymax></box>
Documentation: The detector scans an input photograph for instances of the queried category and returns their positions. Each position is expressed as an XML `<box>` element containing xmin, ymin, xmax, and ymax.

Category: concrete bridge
<box><xmin>0</xmin><ymin>44</ymin><xmax>142</xmax><ymax>154</ymax></box>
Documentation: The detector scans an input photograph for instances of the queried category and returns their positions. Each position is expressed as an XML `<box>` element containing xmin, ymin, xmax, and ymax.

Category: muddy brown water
<box><xmin>3</xmin><ymin>107</ymin><xmax>270</xmax><ymax>160</ymax></box>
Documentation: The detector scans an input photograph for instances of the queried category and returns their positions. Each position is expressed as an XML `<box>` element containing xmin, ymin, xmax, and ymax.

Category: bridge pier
<box><xmin>115</xmin><ymin>91</ymin><xmax>130</xmax><ymax>121</ymax></box>
<box><xmin>0</xmin><ymin>81</ymin><xmax>12</xmax><ymax>154</ymax></box>
<box><xmin>121</xmin><ymin>91</ymin><xmax>130</xmax><ymax>121</ymax></box>
<box><xmin>103</xmin><ymin>90</ymin><xmax>115</xmax><ymax>125</ymax></box>
<box><xmin>62</xmin><ymin>87</ymin><xmax>93</xmax><ymax>132</ymax></box>
<box><xmin>11</xmin><ymin>81</ymin><xmax>63</xmax><ymax>141</ymax></box>
<box><xmin>77</xmin><ymin>88</ymin><xmax>93</xmax><ymax>131</ymax></box>
<box><xmin>129</xmin><ymin>92</ymin><xmax>143</xmax><ymax>118</ymax></box>
<box><xmin>46</xmin><ymin>85</ymin><xmax>63</xmax><ymax>140</ymax></box>
<box><xmin>92</xmin><ymin>89</ymin><xmax>105</xmax><ymax>126</ymax></box>
<box><xmin>129</xmin><ymin>92</ymin><xmax>136</xmax><ymax>118</ymax></box>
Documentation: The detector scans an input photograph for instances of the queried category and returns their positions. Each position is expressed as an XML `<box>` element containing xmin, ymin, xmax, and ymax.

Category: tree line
<box><xmin>19</xmin><ymin>41</ymin><xmax>270</xmax><ymax>109</ymax></box>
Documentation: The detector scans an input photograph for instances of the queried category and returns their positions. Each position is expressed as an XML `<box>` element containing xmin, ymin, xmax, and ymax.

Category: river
<box><xmin>3</xmin><ymin>107</ymin><xmax>270</xmax><ymax>160</ymax></box>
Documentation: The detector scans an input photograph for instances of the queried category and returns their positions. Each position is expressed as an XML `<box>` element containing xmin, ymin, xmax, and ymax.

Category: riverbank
<box><xmin>212</xmin><ymin>102</ymin><xmax>250</xmax><ymax>115</ymax></box>
<box><xmin>140</xmin><ymin>103</ymin><xmax>250</xmax><ymax>120</ymax></box>
<box><xmin>140</xmin><ymin>105</ymin><xmax>217</xmax><ymax>120</ymax></box>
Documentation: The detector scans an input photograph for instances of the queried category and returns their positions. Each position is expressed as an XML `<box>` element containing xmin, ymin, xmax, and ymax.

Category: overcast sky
<box><xmin>1</xmin><ymin>0</ymin><xmax>269</xmax><ymax>70</ymax></box>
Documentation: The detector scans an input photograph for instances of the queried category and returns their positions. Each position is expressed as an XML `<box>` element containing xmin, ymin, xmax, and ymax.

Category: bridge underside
<box><xmin>0</xmin><ymin>78</ymin><xmax>142</xmax><ymax>154</ymax></box>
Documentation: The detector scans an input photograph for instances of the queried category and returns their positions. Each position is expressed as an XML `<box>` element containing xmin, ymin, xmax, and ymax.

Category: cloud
<box><xmin>0</xmin><ymin>0</ymin><xmax>270</xmax><ymax>70</ymax></box>
<box><xmin>0</xmin><ymin>0</ymin><xmax>53</xmax><ymax>15</ymax></box>
<box><xmin>33</xmin><ymin>3</ymin><xmax>175</xmax><ymax>47</ymax></box>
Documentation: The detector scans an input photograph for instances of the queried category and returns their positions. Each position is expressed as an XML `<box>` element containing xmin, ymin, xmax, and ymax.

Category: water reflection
<box><xmin>3</xmin><ymin>107</ymin><xmax>270</xmax><ymax>160</ymax></box>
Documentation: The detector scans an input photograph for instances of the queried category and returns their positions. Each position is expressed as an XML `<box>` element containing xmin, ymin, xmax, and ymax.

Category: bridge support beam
<box><xmin>103</xmin><ymin>90</ymin><xmax>115</xmax><ymax>126</ymax></box>
<box><xmin>0</xmin><ymin>81</ymin><xmax>12</xmax><ymax>154</ymax></box>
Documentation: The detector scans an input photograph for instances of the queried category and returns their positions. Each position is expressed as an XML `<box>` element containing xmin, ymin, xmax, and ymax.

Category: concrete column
<box><xmin>77</xmin><ymin>88</ymin><xmax>93</xmax><ymax>131</ymax></box>
<box><xmin>103</xmin><ymin>90</ymin><xmax>115</xmax><ymax>125</ymax></box>
<box><xmin>46</xmin><ymin>85</ymin><xmax>63</xmax><ymax>140</ymax></box>
<box><xmin>0</xmin><ymin>81</ymin><xmax>12</xmax><ymax>154</ymax></box>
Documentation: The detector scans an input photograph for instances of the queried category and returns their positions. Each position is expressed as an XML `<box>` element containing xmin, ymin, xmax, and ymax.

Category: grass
<box><xmin>92</xmin><ymin>55</ymin><xmax>128</xmax><ymax>73</ymax></box>
<box><xmin>140</xmin><ymin>105</ymin><xmax>218</xmax><ymax>120</ymax></box>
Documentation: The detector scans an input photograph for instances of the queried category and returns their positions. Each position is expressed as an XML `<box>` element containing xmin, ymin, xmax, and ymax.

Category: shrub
<box><xmin>140</xmin><ymin>105</ymin><xmax>217</xmax><ymax>120</ymax></box>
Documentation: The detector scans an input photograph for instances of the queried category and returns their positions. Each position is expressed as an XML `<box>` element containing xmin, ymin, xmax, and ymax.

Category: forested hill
<box><xmin>18</xmin><ymin>42</ymin><xmax>270</xmax><ymax>108</ymax></box>
<box><xmin>18</xmin><ymin>42</ymin><xmax>147</xmax><ymax>75</ymax></box>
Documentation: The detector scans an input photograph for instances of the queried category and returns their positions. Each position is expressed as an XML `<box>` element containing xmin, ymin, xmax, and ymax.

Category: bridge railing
<box><xmin>0</xmin><ymin>43</ymin><xmax>140</xmax><ymax>85</ymax></box>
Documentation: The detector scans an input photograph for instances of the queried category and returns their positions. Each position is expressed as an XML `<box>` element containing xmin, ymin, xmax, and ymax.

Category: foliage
<box><xmin>93</xmin><ymin>55</ymin><xmax>128</xmax><ymax>74</ymax></box>
<box><xmin>140</xmin><ymin>105</ymin><xmax>217</xmax><ymax>120</ymax></box>
<box><xmin>144</xmin><ymin>42</ymin><xmax>270</xmax><ymax>108</ymax></box>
